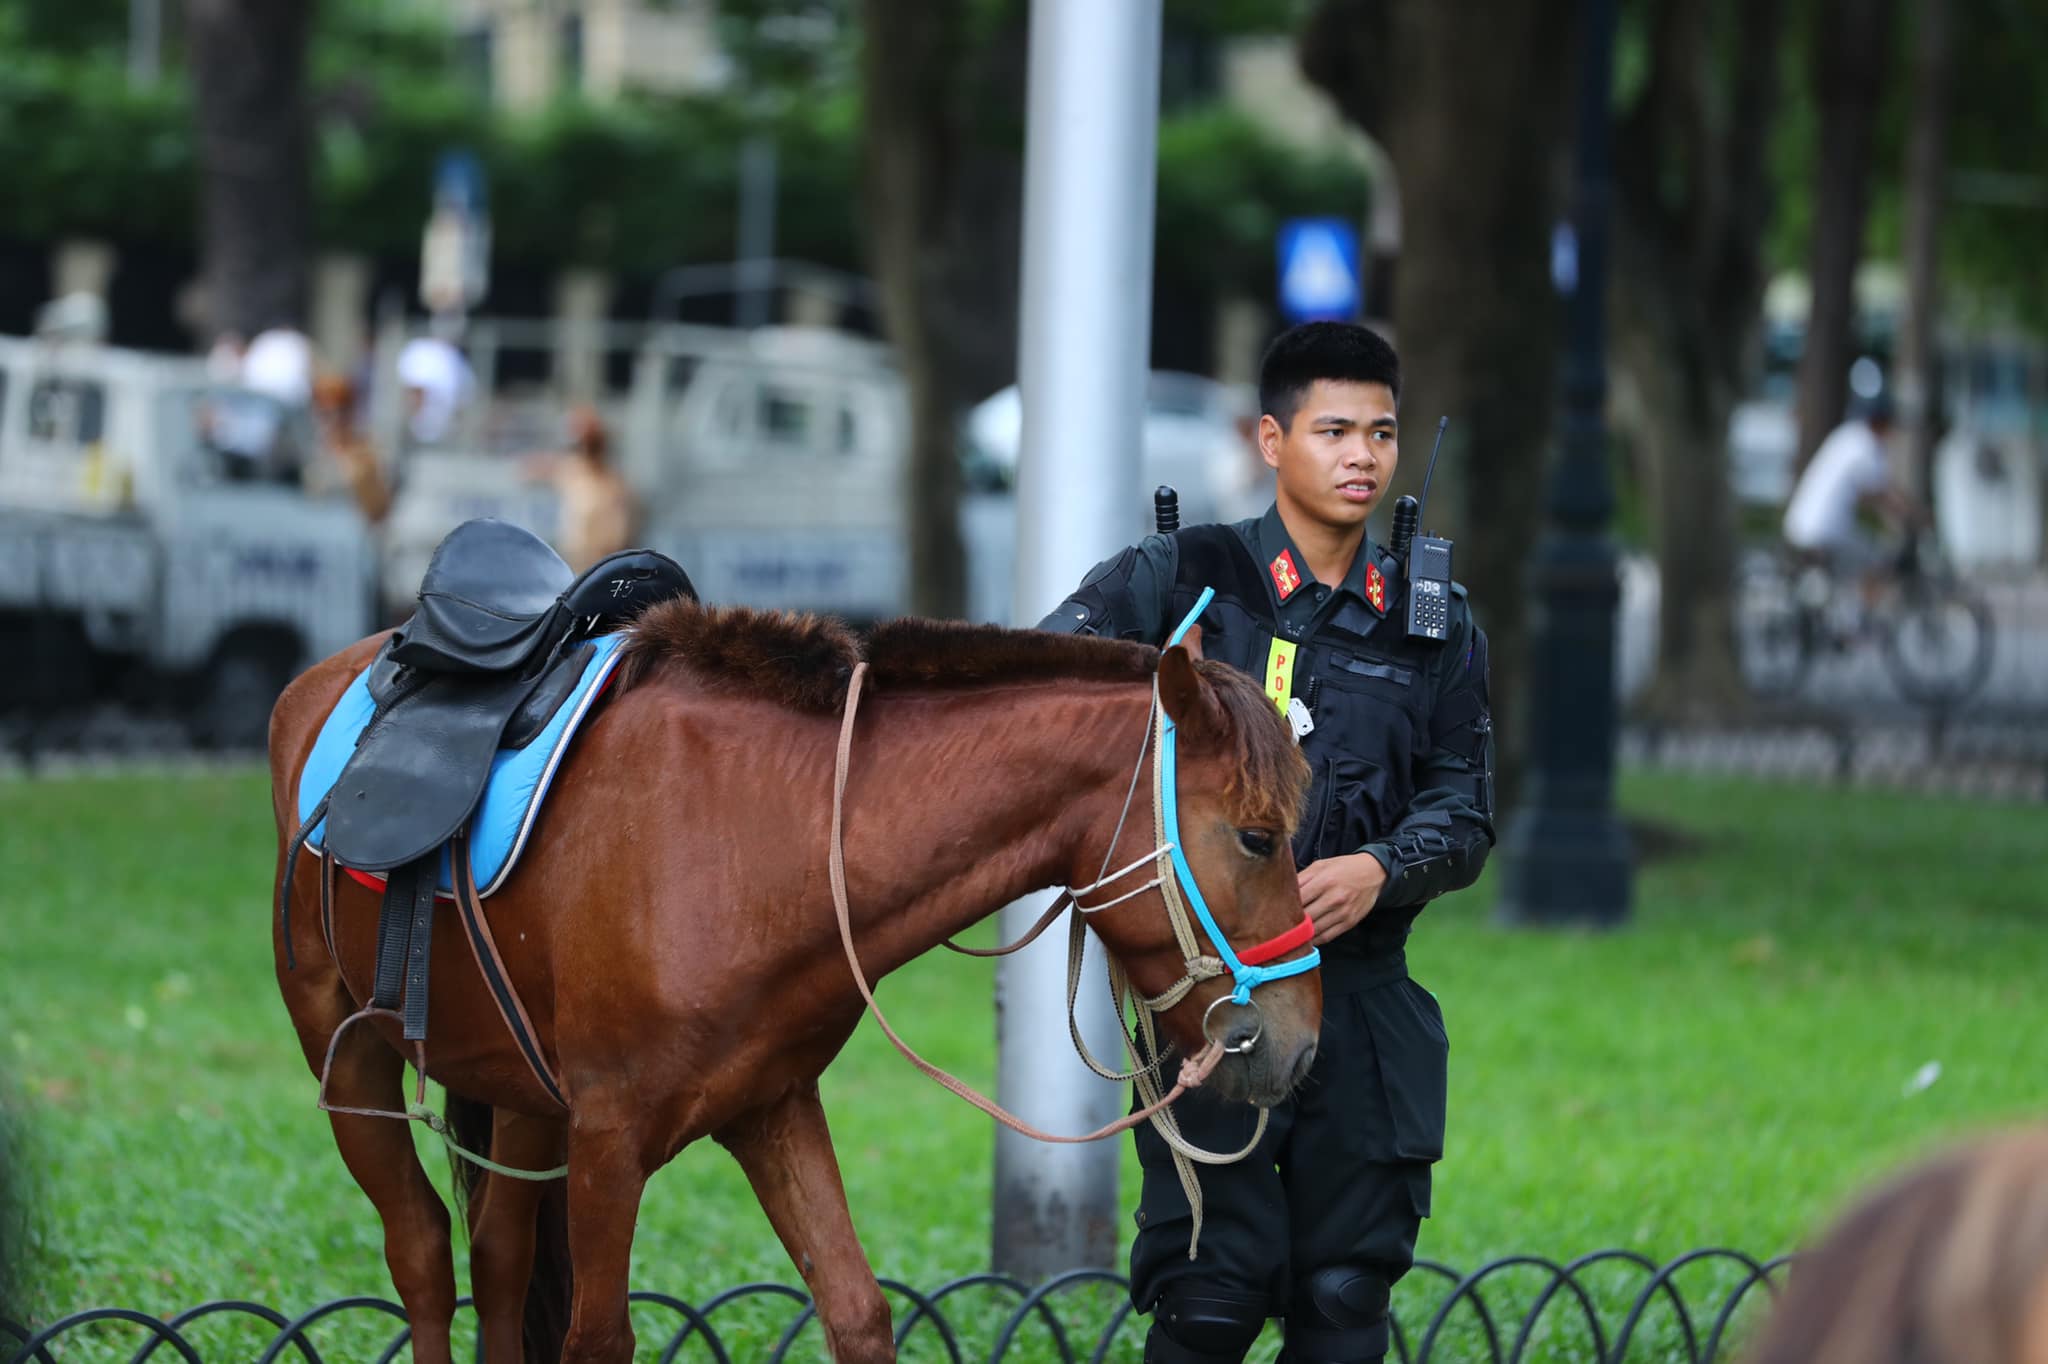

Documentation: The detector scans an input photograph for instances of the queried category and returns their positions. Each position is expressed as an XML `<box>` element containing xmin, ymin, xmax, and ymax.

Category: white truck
<box><xmin>375</xmin><ymin>321</ymin><xmax>918</xmax><ymax>624</ymax></box>
<box><xmin>0</xmin><ymin>335</ymin><xmax>378</xmax><ymax>750</ymax></box>
<box><xmin>621</xmin><ymin>324</ymin><xmax>913</xmax><ymax>620</ymax></box>
<box><xmin>375</xmin><ymin>319</ymin><xmax>1262</xmax><ymax>629</ymax></box>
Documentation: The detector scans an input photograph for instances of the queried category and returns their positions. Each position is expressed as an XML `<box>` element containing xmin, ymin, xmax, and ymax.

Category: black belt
<box><xmin>1319</xmin><ymin>946</ymin><xmax>1409</xmax><ymax>996</ymax></box>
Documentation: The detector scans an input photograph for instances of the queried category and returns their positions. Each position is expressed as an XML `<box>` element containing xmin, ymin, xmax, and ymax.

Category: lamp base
<box><xmin>1493</xmin><ymin>803</ymin><xmax>1633</xmax><ymax>927</ymax></box>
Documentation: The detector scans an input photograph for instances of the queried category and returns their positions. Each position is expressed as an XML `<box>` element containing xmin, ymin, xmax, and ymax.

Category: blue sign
<box><xmin>1276</xmin><ymin>218</ymin><xmax>1361</xmax><ymax>323</ymax></box>
<box><xmin>435</xmin><ymin>150</ymin><xmax>488</xmax><ymax>215</ymax></box>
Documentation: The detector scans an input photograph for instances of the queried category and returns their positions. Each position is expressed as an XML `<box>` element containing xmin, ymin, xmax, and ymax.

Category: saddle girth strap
<box><xmin>371</xmin><ymin>858</ymin><xmax>424</xmax><ymax>1014</ymax></box>
<box><xmin>449</xmin><ymin>829</ymin><xmax>569</xmax><ymax>1109</ymax></box>
<box><xmin>400</xmin><ymin>855</ymin><xmax>438</xmax><ymax>1041</ymax></box>
<box><xmin>365</xmin><ymin>857</ymin><xmax>440</xmax><ymax>1042</ymax></box>
<box><xmin>369</xmin><ymin>873</ymin><xmax>402</xmax><ymax>1005</ymax></box>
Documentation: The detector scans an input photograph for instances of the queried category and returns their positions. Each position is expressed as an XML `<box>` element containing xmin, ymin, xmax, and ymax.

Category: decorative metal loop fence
<box><xmin>4</xmin><ymin>1250</ymin><xmax>1794</xmax><ymax>1363</ymax></box>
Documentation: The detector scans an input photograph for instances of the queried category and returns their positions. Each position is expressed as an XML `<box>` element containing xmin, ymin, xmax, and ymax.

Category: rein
<box><xmin>826</xmin><ymin>592</ymin><xmax>1321</xmax><ymax>1254</ymax></box>
<box><xmin>828</xmin><ymin>662</ymin><xmax>1227</xmax><ymax>1142</ymax></box>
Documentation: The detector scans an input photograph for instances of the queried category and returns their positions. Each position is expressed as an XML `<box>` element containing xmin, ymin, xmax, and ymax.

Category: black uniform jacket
<box><xmin>1039</xmin><ymin>505</ymin><xmax>1495</xmax><ymax>974</ymax></box>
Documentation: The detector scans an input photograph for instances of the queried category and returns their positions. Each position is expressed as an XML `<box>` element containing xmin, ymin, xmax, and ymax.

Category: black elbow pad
<box><xmin>1388</xmin><ymin>835</ymin><xmax>1490</xmax><ymax>903</ymax></box>
<box><xmin>1380</xmin><ymin>821</ymin><xmax>1490</xmax><ymax>905</ymax></box>
<box><xmin>1036</xmin><ymin>547</ymin><xmax>1142</xmax><ymax>637</ymax></box>
<box><xmin>1040</xmin><ymin>595</ymin><xmax>1100</xmax><ymax>634</ymax></box>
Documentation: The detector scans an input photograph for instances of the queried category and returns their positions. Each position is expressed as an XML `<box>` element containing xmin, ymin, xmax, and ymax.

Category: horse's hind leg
<box><xmin>467</xmin><ymin>1107</ymin><xmax>569</xmax><ymax>1364</ymax></box>
<box><xmin>283</xmin><ymin>975</ymin><xmax>459</xmax><ymax>1364</ymax></box>
<box><xmin>717</xmin><ymin>1083</ymin><xmax>896</xmax><ymax>1364</ymax></box>
<box><xmin>555</xmin><ymin>1094</ymin><xmax>656</xmax><ymax>1363</ymax></box>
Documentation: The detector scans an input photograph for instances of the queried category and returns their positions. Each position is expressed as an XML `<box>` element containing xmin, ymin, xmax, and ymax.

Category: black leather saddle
<box><xmin>284</xmin><ymin>518</ymin><xmax>694</xmax><ymax>1049</ymax></box>
<box><xmin>323</xmin><ymin>519</ymin><xmax>695</xmax><ymax>875</ymax></box>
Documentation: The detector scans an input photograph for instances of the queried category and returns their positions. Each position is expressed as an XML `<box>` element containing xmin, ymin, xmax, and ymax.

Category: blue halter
<box><xmin>1162</xmin><ymin>588</ymin><xmax>1321</xmax><ymax>1006</ymax></box>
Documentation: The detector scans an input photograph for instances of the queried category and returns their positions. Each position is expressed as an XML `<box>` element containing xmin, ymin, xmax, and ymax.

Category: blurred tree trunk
<box><xmin>188</xmin><ymin>0</ymin><xmax>315</xmax><ymax>339</ymax></box>
<box><xmin>1897</xmin><ymin>0</ymin><xmax>1952</xmax><ymax>499</ymax></box>
<box><xmin>1612</xmin><ymin>0</ymin><xmax>1785</xmax><ymax>722</ymax></box>
<box><xmin>1298</xmin><ymin>0</ymin><xmax>1569</xmax><ymax>806</ymax></box>
<box><xmin>857</xmin><ymin>0</ymin><xmax>1026</xmax><ymax>620</ymax></box>
<box><xmin>1792</xmin><ymin>0</ymin><xmax>1897</xmax><ymax>469</ymax></box>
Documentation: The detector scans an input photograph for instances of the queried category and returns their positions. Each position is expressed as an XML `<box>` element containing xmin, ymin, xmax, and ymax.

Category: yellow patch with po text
<box><xmin>1264</xmin><ymin>638</ymin><xmax>1296</xmax><ymax>713</ymax></box>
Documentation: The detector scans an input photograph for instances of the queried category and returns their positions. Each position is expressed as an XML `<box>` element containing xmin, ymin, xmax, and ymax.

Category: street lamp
<box><xmin>1494</xmin><ymin>0</ymin><xmax>1634</xmax><ymax>926</ymax></box>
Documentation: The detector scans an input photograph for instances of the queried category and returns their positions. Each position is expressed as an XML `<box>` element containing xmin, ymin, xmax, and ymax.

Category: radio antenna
<box><xmin>1416</xmin><ymin>415</ymin><xmax>1449</xmax><ymax>523</ymax></box>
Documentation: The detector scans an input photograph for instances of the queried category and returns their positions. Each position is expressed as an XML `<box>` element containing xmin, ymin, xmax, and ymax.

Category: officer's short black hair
<box><xmin>1258</xmin><ymin>322</ymin><xmax>1401</xmax><ymax>431</ymax></box>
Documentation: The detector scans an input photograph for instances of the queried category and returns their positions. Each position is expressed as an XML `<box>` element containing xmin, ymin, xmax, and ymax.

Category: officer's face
<box><xmin>1261</xmin><ymin>380</ymin><xmax>1399</xmax><ymax>530</ymax></box>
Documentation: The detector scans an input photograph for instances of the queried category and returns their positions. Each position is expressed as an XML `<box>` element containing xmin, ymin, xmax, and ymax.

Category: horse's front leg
<box><xmin>717</xmin><ymin>1082</ymin><xmax>896</xmax><ymax>1364</ymax></box>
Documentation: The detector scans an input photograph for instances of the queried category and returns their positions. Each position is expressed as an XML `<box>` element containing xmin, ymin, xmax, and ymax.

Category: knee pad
<box><xmin>1283</xmin><ymin>1265</ymin><xmax>1391</xmax><ymax>1363</ymax></box>
<box><xmin>1145</xmin><ymin>1284</ymin><xmax>1269</xmax><ymax>1364</ymax></box>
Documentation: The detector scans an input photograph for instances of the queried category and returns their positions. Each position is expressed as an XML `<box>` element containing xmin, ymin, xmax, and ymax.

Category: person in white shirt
<box><xmin>242</xmin><ymin>327</ymin><xmax>315</xmax><ymax>408</ymax></box>
<box><xmin>203</xmin><ymin>326</ymin><xmax>315</xmax><ymax>480</ymax></box>
<box><xmin>1782</xmin><ymin>395</ymin><xmax>1922</xmax><ymax>596</ymax></box>
<box><xmin>396</xmin><ymin>335</ymin><xmax>475</xmax><ymax>447</ymax></box>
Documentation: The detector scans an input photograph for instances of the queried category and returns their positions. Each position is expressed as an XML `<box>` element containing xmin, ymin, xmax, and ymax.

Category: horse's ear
<box><xmin>1160</xmin><ymin>642</ymin><xmax>1226</xmax><ymax>742</ymax></box>
<box><xmin>1177</xmin><ymin>623</ymin><xmax>1206</xmax><ymax>661</ymax></box>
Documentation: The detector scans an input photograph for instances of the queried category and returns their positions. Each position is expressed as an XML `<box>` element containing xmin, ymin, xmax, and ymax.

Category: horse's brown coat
<box><xmin>270</xmin><ymin>610</ymin><xmax>1319</xmax><ymax>1363</ymax></box>
<box><xmin>619</xmin><ymin>602</ymin><xmax>1309</xmax><ymax>831</ymax></box>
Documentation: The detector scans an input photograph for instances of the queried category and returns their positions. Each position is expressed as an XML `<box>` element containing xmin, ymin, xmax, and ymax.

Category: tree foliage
<box><xmin>0</xmin><ymin>0</ymin><xmax>126</xmax><ymax>55</ymax></box>
<box><xmin>1</xmin><ymin>0</ymin><xmax>2042</xmax><ymax>335</ymax></box>
<box><xmin>0</xmin><ymin>0</ymin><xmax>1354</xmax><ymax>317</ymax></box>
<box><xmin>0</xmin><ymin>51</ymin><xmax>194</xmax><ymax>244</ymax></box>
<box><xmin>1922</xmin><ymin>0</ymin><xmax>2048</xmax><ymax>327</ymax></box>
<box><xmin>1155</xmin><ymin>108</ymin><xmax>1371</xmax><ymax>303</ymax></box>
<box><xmin>1766</xmin><ymin>0</ymin><xmax>2048</xmax><ymax>329</ymax></box>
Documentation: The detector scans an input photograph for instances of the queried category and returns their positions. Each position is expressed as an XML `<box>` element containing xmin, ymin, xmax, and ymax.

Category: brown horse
<box><xmin>267</xmin><ymin>601</ymin><xmax>1320</xmax><ymax>1364</ymax></box>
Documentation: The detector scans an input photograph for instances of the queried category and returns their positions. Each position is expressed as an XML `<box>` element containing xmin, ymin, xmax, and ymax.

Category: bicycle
<box><xmin>1737</xmin><ymin>533</ymin><xmax>1996</xmax><ymax>704</ymax></box>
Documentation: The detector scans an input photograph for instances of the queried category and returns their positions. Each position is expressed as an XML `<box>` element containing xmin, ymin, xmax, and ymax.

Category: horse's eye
<box><xmin>1237</xmin><ymin>829</ymin><xmax>1275</xmax><ymax>858</ymax></box>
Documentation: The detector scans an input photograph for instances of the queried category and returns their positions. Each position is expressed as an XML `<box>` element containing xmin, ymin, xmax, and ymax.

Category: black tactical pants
<box><xmin>1131</xmin><ymin>954</ymin><xmax>1448</xmax><ymax>1364</ymax></box>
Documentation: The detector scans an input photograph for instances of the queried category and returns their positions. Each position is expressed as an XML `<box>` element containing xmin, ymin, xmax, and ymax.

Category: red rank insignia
<box><xmin>1269</xmin><ymin>549</ymin><xmax>1303</xmax><ymax>601</ymax></box>
<box><xmin>1366</xmin><ymin>562</ymin><xmax>1386</xmax><ymax>613</ymax></box>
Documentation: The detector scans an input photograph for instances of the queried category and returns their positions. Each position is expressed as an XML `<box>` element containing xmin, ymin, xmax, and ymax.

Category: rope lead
<box><xmin>408</xmin><ymin>1103</ymin><xmax>568</xmax><ymax>1182</ymax></box>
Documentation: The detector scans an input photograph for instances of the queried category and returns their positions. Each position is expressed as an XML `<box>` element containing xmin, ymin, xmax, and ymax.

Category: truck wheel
<box><xmin>190</xmin><ymin>646</ymin><xmax>295</xmax><ymax>752</ymax></box>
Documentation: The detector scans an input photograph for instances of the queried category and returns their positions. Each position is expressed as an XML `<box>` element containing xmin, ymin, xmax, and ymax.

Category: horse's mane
<box><xmin>613</xmin><ymin>600</ymin><xmax>861</xmax><ymax>713</ymax></box>
<box><xmin>613</xmin><ymin>599</ymin><xmax>1309</xmax><ymax>830</ymax></box>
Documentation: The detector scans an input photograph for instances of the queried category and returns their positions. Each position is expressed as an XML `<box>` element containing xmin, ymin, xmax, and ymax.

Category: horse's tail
<box><xmin>445</xmin><ymin>1092</ymin><xmax>574</xmax><ymax>1364</ymax></box>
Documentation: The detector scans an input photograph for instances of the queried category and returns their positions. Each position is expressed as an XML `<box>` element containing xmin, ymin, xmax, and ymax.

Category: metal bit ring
<box><xmin>1203</xmin><ymin>994</ymin><xmax>1264</xmax><ymax>1054</ymax></box>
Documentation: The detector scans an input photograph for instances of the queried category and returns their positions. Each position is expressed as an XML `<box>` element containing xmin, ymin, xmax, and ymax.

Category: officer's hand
<box><xmin>1298</xmin><ymin>852</ymin><xmax>1389</xmax><ymax>946</ymax></box>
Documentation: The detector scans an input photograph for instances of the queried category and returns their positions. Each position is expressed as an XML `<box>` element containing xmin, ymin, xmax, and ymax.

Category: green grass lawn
<box><xmin>3</xmin><ymin>768</ymin><xmax>2043</xmax><ymax>1360</ymax></box>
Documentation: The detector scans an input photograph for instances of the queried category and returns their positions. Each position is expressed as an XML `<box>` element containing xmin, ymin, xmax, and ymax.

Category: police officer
<box><xmin>1039</xmin><ymin>322</ymin><xmax>1494</xmax><ymax>1363</ymax></box>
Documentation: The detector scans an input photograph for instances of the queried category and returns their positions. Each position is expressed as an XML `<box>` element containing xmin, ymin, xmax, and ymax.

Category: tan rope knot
<box><xmin>1177</xmin><ymin>1043</ymin><xmax>1224</xmax><ymax>1091</ymax></box>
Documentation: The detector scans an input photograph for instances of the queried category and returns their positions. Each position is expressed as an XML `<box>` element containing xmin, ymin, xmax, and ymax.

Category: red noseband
<box><xmin>1235</xmin><ymin>914</ymin><xmax>1315</xmax><ymax>966</ymax></box>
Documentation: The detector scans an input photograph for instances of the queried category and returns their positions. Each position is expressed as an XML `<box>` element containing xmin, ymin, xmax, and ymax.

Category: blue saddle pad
<box><xmin>297</xmin><ymin>632</ymin><xmax>627</xmax><ymax>899</ymax></box>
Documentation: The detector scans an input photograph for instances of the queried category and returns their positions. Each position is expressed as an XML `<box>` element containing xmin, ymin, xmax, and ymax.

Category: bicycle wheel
<box><xmin>1737</xmin><ymin>568</ymin><xmax>1817</xmax><ymax>697</ymax></box>
<box><xmin>1882</xmin><ymin>585</ymin><xmax>1996</xmax><ymax>703</ymax></box>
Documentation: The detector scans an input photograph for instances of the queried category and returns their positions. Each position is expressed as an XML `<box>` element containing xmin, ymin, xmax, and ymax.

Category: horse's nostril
<box><xmin>1225</xmin><ymin>1023</ymin><xmax>1259</xmax><ymax>1053</ymax></box>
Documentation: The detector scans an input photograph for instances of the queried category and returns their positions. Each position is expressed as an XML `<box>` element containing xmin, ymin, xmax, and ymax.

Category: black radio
<box><xmin>1389</xmin><ymin>417</ymin><xmax>1456</xmax><ymax>643</ymax></box>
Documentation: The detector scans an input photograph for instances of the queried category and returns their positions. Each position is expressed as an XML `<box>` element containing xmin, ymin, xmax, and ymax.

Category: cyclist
<box><xmin>1782</xmin><ymin>392</ymin><xmax>1926</xmax><ymax>612</ymax></box>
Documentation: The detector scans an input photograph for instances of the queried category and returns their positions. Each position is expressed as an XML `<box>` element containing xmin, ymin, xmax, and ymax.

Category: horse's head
<box><xmin>1086</xmin><ymin>627</ymin><xmax>1320</xmax><ymax>1108</ymax></box>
